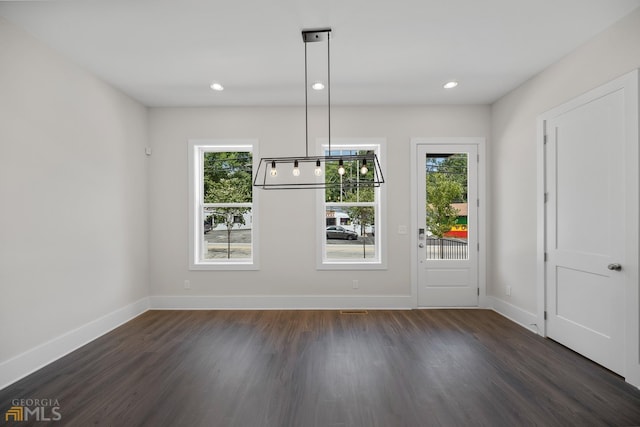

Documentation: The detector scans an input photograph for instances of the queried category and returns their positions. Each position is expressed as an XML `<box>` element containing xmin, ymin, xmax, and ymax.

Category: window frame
<box><xmin>188</xmin><ymin>139</ymin><xmax>259</xmax><ymax>270</ymax></box>
<box><xmin>316</xmin><ymin>138</ymin><xmax>387</xmax><ymax>270</ymax></box>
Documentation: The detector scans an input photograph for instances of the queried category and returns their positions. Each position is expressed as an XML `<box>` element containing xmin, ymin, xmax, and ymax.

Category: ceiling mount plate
<box><xmin>302</xmin><ymin>28</ymin><xmax>331</xmax><ymax>43</ymax></box>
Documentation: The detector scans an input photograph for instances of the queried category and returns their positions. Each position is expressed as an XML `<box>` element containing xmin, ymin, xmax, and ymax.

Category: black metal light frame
<box><xmin>253</xmin><ymin>28</ymin><xmax>385</xmax><ymax>190</ymax></box>
<box><xmin>253</xmin><ymin>154</ymin><xmax>384</xmax><ymax>190</ymax></box>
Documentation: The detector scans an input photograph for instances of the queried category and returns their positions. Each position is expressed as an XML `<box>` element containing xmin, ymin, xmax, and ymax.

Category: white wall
<box><xmin>148</xmin><ymin>105</ymin><xmax>490</xmax><ymax>305</ymax></box>
<box><xmin>489</xmin><ymin>8</ymin><xmax>640</xmax><ymax>313</ymax></box>
<box><xmin>0</xmin><ymin>17</ymin><xmax>149</xmax><ymax>371</ymax></box>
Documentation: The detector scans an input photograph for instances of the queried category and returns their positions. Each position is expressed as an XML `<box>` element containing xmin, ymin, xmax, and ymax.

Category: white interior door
<box><xmin>544</xmin><ymin>86</ymin><xmax>627</xmax><ymax>375</ymax></box>
<box><xmin>417</xmin><ymin>144</ymin><xmax>478</xmax><ymax>307</ymax></box>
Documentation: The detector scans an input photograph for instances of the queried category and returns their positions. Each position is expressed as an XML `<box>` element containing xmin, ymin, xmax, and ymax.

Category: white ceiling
<box><xmin>1</xmin><ymin>0</ymin><xmax>639</xmax><ymax>107</ymax></box>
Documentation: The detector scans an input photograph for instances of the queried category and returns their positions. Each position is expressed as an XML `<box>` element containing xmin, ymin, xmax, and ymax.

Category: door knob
<box><xmin>607</xmin><ymin>263</ymin><xmax>622</xmax><ymax>271</ymax></box>
<box><xmin>418</xmin><ymin>243</ymin><xmax>425</xmax><ymax>248</ymax></box>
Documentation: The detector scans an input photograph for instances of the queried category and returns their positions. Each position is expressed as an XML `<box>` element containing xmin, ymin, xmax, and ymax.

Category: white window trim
<box><xmin>188</xmin><ymin>139</ymin><xmax>260</xmax><ymax>270</ymax></box>
<box><xmin>315</xmin><ymin>138</ymin><xmax>387</xmax><ymax>270</ymax></box>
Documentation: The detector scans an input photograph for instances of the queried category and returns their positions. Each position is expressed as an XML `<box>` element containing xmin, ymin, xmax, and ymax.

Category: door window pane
<box><xmin>425</xmin><ymin>153</ymin><xmax>469</xmax><ymax>260</ymax></box>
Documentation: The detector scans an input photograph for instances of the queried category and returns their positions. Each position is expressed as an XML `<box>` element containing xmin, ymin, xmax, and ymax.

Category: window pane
<box><xmin>425</xmin><ymin>153</ymin><xmax>468</xmax><ymax>260</ymax></box>
<box><xmin>325</xmin><ymin>150</ymin><xmax>375</xmax><ymax>203</ymax></box>
<box><xmin>203</xmin><ymin>152</ymin><xmax>252</xmax><ymax>203</ymax></box>
<box><xmin>325</xmin><ymin>206</ymin><xmax>376</xmax><ymax>260</ymax></box>
<box><xmin>203</xmin><ymin>207</ymin><xmax>252</xmax><ymax>260</ymax></box>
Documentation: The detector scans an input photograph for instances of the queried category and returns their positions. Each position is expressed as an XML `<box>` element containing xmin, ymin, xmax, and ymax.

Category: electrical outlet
<box><xmin>352</xmin><ymin>279</ymin><xmax>359</xmax><ymax>289</ymax></box>
<box><xmin>184</xmin><ymin>280</ymin><xmax>191</xmax><ymax>290</ymax></box>
<box><xmin>506</xmin><ymin>286</ymin><xmax>511</xmax><ymax>296</ymax></box>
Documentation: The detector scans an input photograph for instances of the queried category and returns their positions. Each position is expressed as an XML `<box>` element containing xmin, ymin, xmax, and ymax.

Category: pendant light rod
<box><xmin>327</xmin><ymin>29</ymin><xmax>331</xmax><ymax>156</ymax></box>
<box><xmin>302</xmin><ymin>28</ymin><xmax>332</xmax><ymax>156</ymax></box>
<box><xmin>304</xmin><ymin>39</ymin><xmax>309</xmax><ymax>157</ymax></box>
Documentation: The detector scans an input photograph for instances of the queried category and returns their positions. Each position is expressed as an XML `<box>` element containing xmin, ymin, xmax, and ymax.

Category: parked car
<box><xmin>326</xmin><ymin>225</ymin><xmax>358</xmax><ymax>240</ymax></box>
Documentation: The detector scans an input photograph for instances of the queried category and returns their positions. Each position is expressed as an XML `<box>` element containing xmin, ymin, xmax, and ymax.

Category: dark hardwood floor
<box><xmin>2</xmin><ymin>309</ymin><xmax>640</xmax><ymax>426</ymax></box>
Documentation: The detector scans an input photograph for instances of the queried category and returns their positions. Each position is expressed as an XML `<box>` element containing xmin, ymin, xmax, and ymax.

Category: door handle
<box><xmin>607</xmin><ymin>263</ymin><xmax>622</xmax><ymax>271</ymax></box>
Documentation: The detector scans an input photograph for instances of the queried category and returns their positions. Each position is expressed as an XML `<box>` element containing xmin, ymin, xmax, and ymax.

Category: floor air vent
<box><xmin>340</xmin><ymin>310</ymin><xmax>368</xmax><ymax>315</ymax></box>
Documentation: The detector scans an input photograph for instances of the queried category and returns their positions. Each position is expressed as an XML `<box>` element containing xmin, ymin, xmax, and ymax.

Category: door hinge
<box><xmin>477</xmin><ymin>243</ymin><xmax>480</xmax><ymax>251</ymax></box>
<box><xmin>477</xmin><ymin>154</ymin><xmax>480</xmax><ymax>163</ymax></box>
<box><xmin>544</xmin><ymin>311</ymin><xmax>547</xmax><ymax>320</ymax></box>
<box><xmin>544</xmin><ymin>252</ymin><xmax>548</xmax><ymax>262</ymax></box>
<box><xmin>543</xmin><ymin>134</ymin><xmax>547</xmax><ymax>145</ymax></box>
<box><xmin>544</xmin><ymin>192</ymin><xmax>549</xmax><ymax>203</ymax></box>
<box><xmin>477</xmin><ymin>198</ymin><xmax>480</xmax><ymax>208</ymax></box>
<box><xmin>477</xmin><ymin>288</ymin><xmax>480</xmax><ymax>296</ymax></box>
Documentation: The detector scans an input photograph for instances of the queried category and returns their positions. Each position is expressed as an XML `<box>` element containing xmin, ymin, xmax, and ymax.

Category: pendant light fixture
<box><xmin>253</xmin><ymin>28</ymin><xmax>385</xmax><ymax>190</ymax></box>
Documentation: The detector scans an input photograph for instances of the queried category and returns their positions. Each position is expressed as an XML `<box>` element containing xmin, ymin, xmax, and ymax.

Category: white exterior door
<box><xmin>544</xmin><ymin>79</ymin><xmax>631</xmax><ymax>375</ymax></box>
<box><xmin>417</xmin><ymin>143</ymin><xmax>478</xmax><ymax>307</ymax></box>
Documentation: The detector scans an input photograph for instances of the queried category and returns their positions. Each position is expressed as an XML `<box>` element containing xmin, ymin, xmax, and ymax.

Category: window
<box><xmin>189</xmin><ymin>140</ymin><xmax>258</xmax><ymax>270</ymax></box>
<box><xmin>317</xmin><ymin>140</ymin><xmax>385</xmax><ymax>269</ymax></box>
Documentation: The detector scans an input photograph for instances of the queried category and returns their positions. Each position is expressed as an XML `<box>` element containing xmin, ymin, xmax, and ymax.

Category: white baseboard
<box><xmin>0</xmin><ymin>297</ymin><xmax>150</xmax><ymax>391</ymax></box>
<box><xmin>150</xmin><ymin>294</ymin><xmax>413</xmax><ymax>310</ymax></box>
<box><xmin>487</xmin><ymin>296</ymin><xmax>539</xmax><ymax>334</ymax></box>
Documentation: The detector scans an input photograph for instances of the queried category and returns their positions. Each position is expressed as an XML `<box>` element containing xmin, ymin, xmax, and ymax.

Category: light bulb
<box><xmin>360</xmin><ymin>159</ymin><xmax>368</xmax><ymax>175</ymax></box>
<box><xmin>338</xmin><ymin>159</ymin><xmax>345</xmax><ymax>176</ymax></box>
<box><xmin>292</xmin><ymin>160</ymin><xmax>300</xmax><ymax>177</ymax></box>
<box><xmin>314</xmin><ymin>160</ymin><xmax>322</xmax><ymax>176</ymax></box>
<box><xmin>270</xmin><ymin>161</ymin><xmax>278</xmax><ymax>177</ymax></box>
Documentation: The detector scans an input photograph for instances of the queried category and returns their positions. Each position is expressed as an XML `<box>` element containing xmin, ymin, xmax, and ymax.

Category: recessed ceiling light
<box><xmin>210</xmin><ymin>82</ymin><xmax>224</xmax><ymax>91</ymax></box>
<box><xmin>443</xmin><ymin>81</ymin><xmax>458</xmax><ymax>89</ymax></box>
<box><xmin>311</xmin><ymin>82</ymin><xmax>325</xmax><ymax>90</ymax></box>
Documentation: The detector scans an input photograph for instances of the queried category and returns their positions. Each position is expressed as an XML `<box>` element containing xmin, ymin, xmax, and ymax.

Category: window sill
<box><xmin>190</xmin><ymin>261</ymin><xmax>259</xmax><ymax>271</ymax></box>
<box><xmin>317</xmin><ymin>261</ymin><xmax>387</xmax><ymax>271</ymax></box>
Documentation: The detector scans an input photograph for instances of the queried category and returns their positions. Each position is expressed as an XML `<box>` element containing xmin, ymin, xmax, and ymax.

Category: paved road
<box><xmin>204</xmin><ymin>229</ymin><xmax>376</xmax><ymax>259</ymax></box>
<box><xmin>205</xmin><ymin>228</ymin><xmax>374</xmax><ymax>245</ymax></box>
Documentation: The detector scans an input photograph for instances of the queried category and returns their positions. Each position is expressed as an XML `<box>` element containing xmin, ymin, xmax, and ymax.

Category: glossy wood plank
<box><xmin>1</xmin><ymin>310</ymin><xmax>639</xmax><ymax>426</ymax></box>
